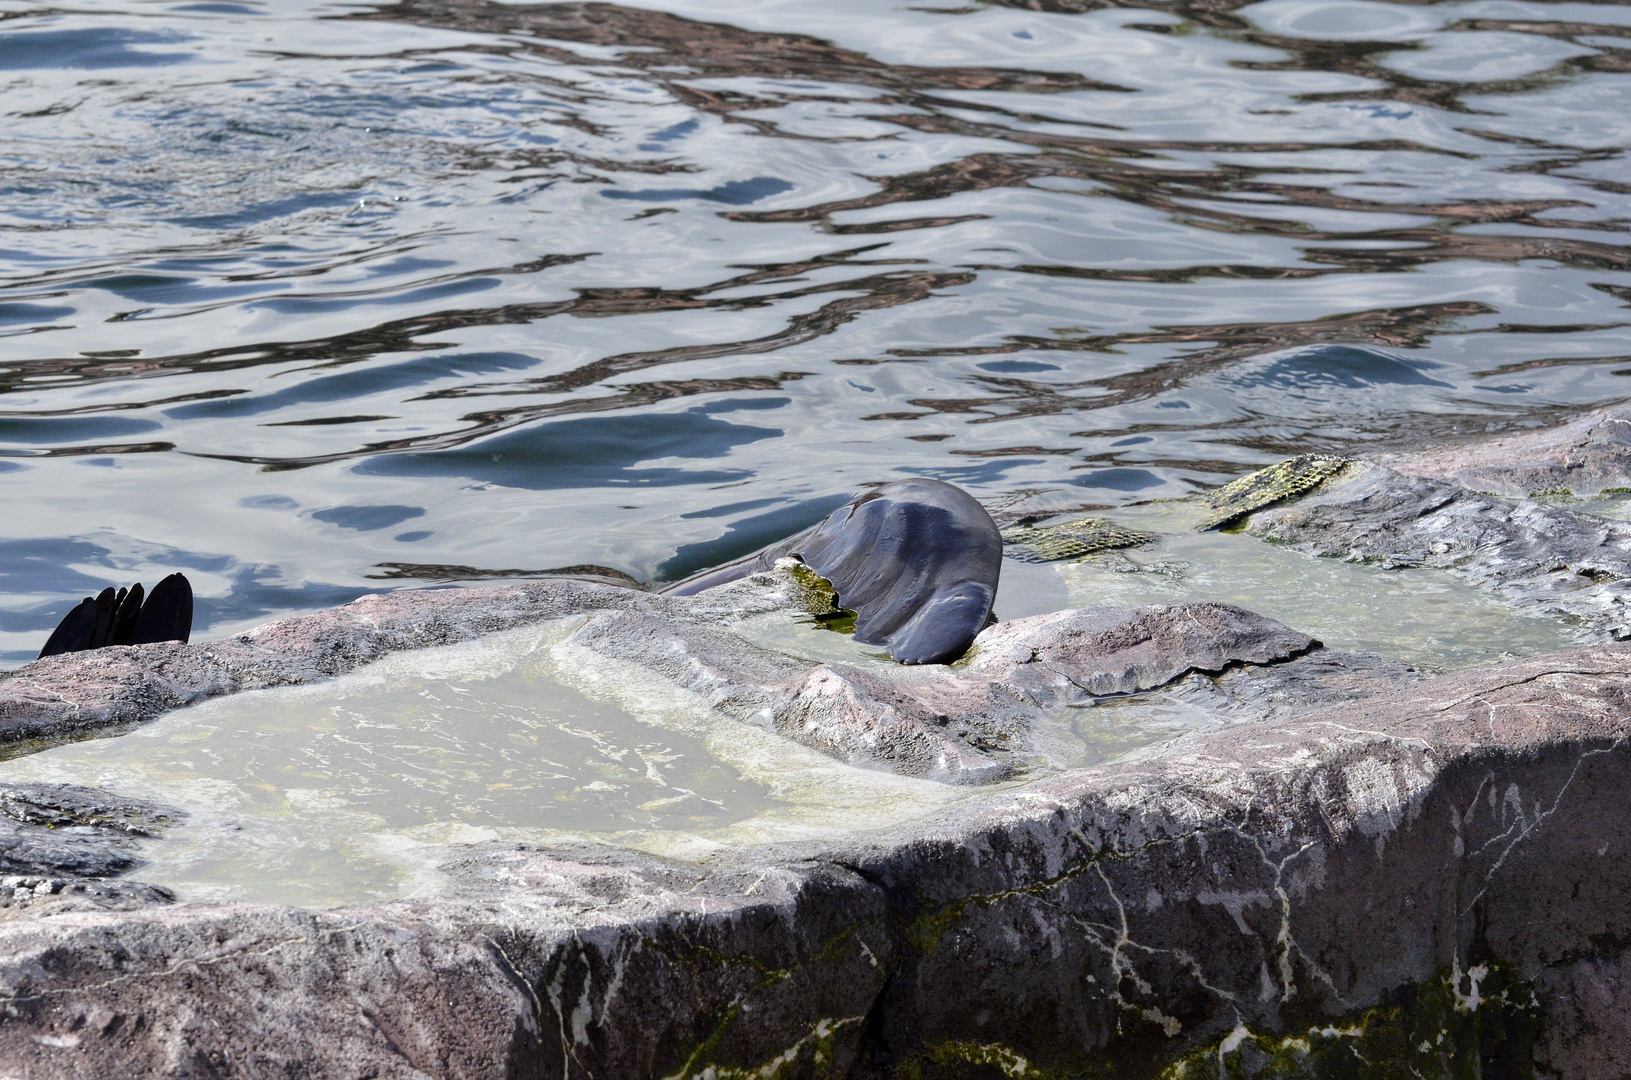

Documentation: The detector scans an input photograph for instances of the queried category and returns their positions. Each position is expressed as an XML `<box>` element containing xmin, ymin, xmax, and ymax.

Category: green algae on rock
<box><xmin>781</xmin><ymin>559</ymin><xmax>859</xmax><ymax>635</ymax></box>
<box><xmin>1000</xmin><ymin>518</ymin><xmax>1158</xmax><ymax>563</ymax></box>
<box><xmin>1200</xmin><ymin>455</ymin><xmax>1351</xmax><ymax>532</ymax></box>
<box><xmin>1157</xmin><ymin>961</ymin><xmax>1541</xmax><ymax>1080</ymax></box>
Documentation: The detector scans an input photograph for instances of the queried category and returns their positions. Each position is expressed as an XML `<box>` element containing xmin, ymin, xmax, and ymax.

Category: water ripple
<box><xmin>2</xmin><ymin>0</ymin><xmax>1630</xmax><ymax>663</ymax></box>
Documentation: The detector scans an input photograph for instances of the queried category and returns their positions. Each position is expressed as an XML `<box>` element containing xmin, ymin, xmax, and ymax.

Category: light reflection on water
<box><xmin>1</xmin><ymin>0</ymin><xmax>1629</xmax><ymax>663</ymax></box>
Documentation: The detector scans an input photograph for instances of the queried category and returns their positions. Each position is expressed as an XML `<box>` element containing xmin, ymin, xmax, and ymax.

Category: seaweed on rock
<box><xmin>1200</xmin><ymin>455</ymin><xmax>1351</xmax><ymax>532</ymax></box>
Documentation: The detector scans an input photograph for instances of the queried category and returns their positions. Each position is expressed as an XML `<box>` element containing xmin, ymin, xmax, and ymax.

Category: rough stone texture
<box><xmin>0</xmin><ymin>784</ymin><xmax>176</xmax><ymax>838</ymax></box>
<box><xmin>0</xmin><ymin>785</ymin><xmax>178</xmax><ymax>914</ymax></box>
<box><xmin>7</xmin><ymin>416</ymin><xmax>1631</xmax><ymax>1074</ymax></box>
<box><xmin>1386</xmin><ymin>403</ymin><xmax>1631</xmax><ymax>498</ymax></box>
<box><xmin>1248</xmin><ymin>460</ymin><xmax>1631</xmax><ymax>638</ymax></box>
<box><xmin>0</xmin><ymin>647</ymin><xmax>1625</xmax><ymax>1076</ymax></box>
<box><xmin>962</xmin><ymin>601</ymin><xmax>1317</xmax><ymax>693</ymax></box>
<box><xmin>0</xmin><ymin>582</ymin><xmax>651</xmax><ymax>743</ymax></box>
<box><xmin>741</xmin><ymin>602</ymin><xmax>1333</xmax><ymax>782</ymax></box>
<box><xmin>1160</xmin><ymin>647</ymin><xmax>1423</xmax><ymax>723</ymax></box>
<box><xmin>567</xmin><ymin>598</ymin><xmax>1333</xmax><ymax>782</ymax></box>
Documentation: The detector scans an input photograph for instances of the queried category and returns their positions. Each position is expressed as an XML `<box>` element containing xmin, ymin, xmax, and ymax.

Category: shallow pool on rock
<box><xmin>1022</xmin><ymin>499</ymin><xmax>1588</xmax><ymax>671</ymax></box>
<box><xmin>0</xmin><ymin>511</ymin><xmax>1593</xmax><ymax>908</ymax></box>
<box><xmin>0</xmin><ymin>620</ymin><xmax>1001</xmax><ymax>907</ymax></box>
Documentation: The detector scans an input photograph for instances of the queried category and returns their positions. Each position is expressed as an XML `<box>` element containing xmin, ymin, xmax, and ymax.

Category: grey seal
<box><xmin>666</xmin><ymin>478</ymin><xmax>1002</xmax><ymax>665</ymax></box>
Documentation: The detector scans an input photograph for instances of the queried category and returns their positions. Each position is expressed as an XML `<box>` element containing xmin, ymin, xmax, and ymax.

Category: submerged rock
<box><xmin>999</xmin><ymin>517</ymin><xmax>1157</xmax><ymax>563</ymax></box>
<box><xmin>1199</xmin><ymin>453</ymin><xmax>1350</xmax><ymax>531</ymax></box>
<box><xmin>1176</xmin><ymin>408</ymin><xmax>1631</xmax><ymax>640</ymax></box>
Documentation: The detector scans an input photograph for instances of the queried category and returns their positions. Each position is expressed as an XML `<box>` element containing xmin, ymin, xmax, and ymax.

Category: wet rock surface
<box><xmin>1385</xmin><ymin>404</ymin><xmax>1631</xmax><ymax>499</ymax></box>
<box><xmin>6</xmin><ymin>411</ymin><xmax>1631</xmax><ymax>1075</ymax></box>
<box><xmin>570</xmin><ymin>593</ymin><xmax>1346</xmax><ymax>782</ymax></box>
<box><xmin>1121</xmin><ymin>647</ymin><xmax>1426</xmax><ymax>728</ymax></box>
<box><xmin>0</xmin><ymin>580</ymin><xmax>651</xmax><ymax>744</ymax></box>
<box><xmin>1246</xmin><ymin>460</ymin><xmax>1631</xmax><ymax>638</ymax></box>
<box><xmin>0</xmin><ymin>784</ymin><xmax>177</xmax><ymax>913</ymax></box>
<box><xmin>0</xmin><ymin>648</ymin><xmax>1625</xmax><ymax>1076</ymax></box>
<box><xmin>0</xmin><ymin>564</ymin><xmax>1364</xmax><ymax>784</ymax></box>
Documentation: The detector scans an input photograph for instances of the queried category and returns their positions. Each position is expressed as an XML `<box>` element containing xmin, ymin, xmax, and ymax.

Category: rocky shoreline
<box><xmin>1</xmin><ymin>408</ymin><xmax>1630</xmax><ymax>1077</ymax></box>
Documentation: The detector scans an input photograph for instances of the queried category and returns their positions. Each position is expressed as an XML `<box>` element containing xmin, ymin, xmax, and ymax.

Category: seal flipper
<box><xmin>794</xmin><ymin>481</ymin><xmax>1002</xmax><ymax>665</ymax></box>
<box><xmin>85</xmin><ymin>588</ymin><xmax>119</xmax><ymax>650</ymax></box>
<box><xmin>37</xmin><ymin>597</ymin><xmax>100</xmax><ymax>659</ymax></box>
<box><xmin>130</xmin><ymin>573</ymin><xmax>192</xmax><ymax>645</ymax></box>
<box><xmin>110</xmin><ymin>582</ymin><xmax>144</xmax><ymax>646</ymax></box>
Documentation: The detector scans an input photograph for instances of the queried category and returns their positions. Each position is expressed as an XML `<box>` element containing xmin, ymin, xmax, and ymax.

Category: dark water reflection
<box><xmin>2</xmin><ymin>0</ymin><xmax>1630</xmax><ymax>663</ymax></box>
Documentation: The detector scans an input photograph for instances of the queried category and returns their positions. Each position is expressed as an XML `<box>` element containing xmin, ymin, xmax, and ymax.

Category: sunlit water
<box><xmin>1</xmin><ymin>0</ymin><xmax>1628</xmax><ymax>902</ymax></box>
<box><xmin>3</xmin><ymin>0</ymin><xmax>1631</xmax><ymax>663</ymax></box>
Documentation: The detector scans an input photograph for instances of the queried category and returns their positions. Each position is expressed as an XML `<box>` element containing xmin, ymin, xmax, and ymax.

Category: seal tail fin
<box><xmin>110</xmin><ymin>582</ymin><xmax>145</xmax><ymax>646</ymax></box>
<box><xmin>37</xmin><ymin>596</ymin><xmax>99</xmax><ymax>659</ymax></box>
<box><xmin>38</xmin><ymin>574</ymin><xmax>193</xmax><ymax>659</ymax></box>
<box><xmin>85</xmin><ymin>588</ymin><xmax>119</xmax><ymax>650</ymax></box>
<box><xmin>130</xmin><ymin>573</ymin><xmax>192</xmax><ymax>646</ymax></box>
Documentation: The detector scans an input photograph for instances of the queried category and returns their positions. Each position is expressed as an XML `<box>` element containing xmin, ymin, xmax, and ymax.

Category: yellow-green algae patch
<box><xmin>671</xmin><ymin>961</ymin><xmax>1540</xmax><ymax>1079</ymax></box>
<box><xmin>1199</xmin><ymin>455</ymin><xmax>1350</xmax><ymax>532</ymax></box>
<box><xmin>661</xmin><ymin>1014</ymin><xmax>866</xmax><ymax>1080</ymax></box>
<box><xmin>896</xmin><ymin>1041</ymin><xmax>1053</xmax><ymax>1079</ymax></box>
<box><xmin>781</xmin><ymin>558</ymin><xmax>859</xmax><ymax>635</ymax></box>
<box><xmin>1001</xmin><ymin>518</ymin><xmax>1158</xmax><ymax>563</ymax></box>
<box><xmin>1158</xmin><ymin>961</ymin><xmax>1541</xmax><ymax>1080</ymax></box>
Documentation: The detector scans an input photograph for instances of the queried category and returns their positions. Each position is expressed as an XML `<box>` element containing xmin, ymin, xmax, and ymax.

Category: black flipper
<box><xmin>85</xmin><ymin>588</ymin><xmax>119</xmax><ymax>650</ymax></box>
<box><xmin>110</xmin><ymin>582</ymin><xmax>144</xmax><ymax>646</ymax></box>
<box><xmin>129</xmin><ymin>573</ymin><xmax>192</xmax><ymax>645</ymax></box>
<box><xmin>37</xmin><ymin>597</ymin><xmax>100</xmax><ymax>659</ymax></box>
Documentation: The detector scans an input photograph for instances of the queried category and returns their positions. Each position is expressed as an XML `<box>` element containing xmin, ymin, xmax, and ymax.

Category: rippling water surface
<box><xmin>4</xmin><ymin>0</ymin><xmax>1631</xmax><ymax>665</ymax></box>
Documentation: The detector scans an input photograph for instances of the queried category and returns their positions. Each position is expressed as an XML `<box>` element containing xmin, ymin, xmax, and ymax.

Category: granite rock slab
<box><xmin>6</xmin><ymin>408</ymin><xmax>1631</xmax><ymax>1074</ymax></box>
<box><xmin>0</xmin><ymin>784</ymin><xmax>178</xmax><ymax>915</ymax></box>
<box><xmin>0</xmin><ymin>647</ymin><xmax>1624</xmax><ymax>1076</ymax></box>
<box><xmin>0</xmin><ymin>581</ymin><xmax>650</xmax><ymax>745</ymax></box>
<box><xmin>1246</xmin><ymin>460</ymin><xmax>1631</xmax><ymax>637</ymax></box>
<box><xmin>1385</xmin><ymin>403</ymin><xmax>1631</xmax><ymax>499</ymax></box>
